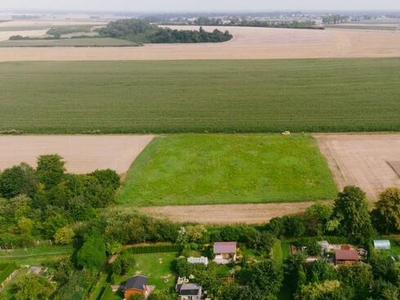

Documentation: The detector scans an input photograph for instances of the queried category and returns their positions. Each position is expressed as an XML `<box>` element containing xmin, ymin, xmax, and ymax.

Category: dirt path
<box><xmin>1</xmin><ymin>26</ymin><xmax>400</xmax><ymax>61</ymax></box>
<box><xmin>315</xmin><ymin>134</ymin><xmax>400</xmax><ymax>201</ymax></box>
<box><xmin>139</xmin><ymin>202</ymin><xmax>315</xmax><ymax>224</ymax></box>
<box><xmin>0</xmin><ymin>135</ymin><xmax>153</xmax><ymax>174</ymax></box>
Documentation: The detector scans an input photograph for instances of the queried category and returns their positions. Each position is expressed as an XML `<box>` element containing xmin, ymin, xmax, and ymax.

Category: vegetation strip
<box><xmin>117</xmin><ymin>134</ymin><xmax>337</xmax><ymax>206</ymax></box>
<box><xmin>1</xmin><ymin>58</ymin><xmax>400</xmax><ymax>133</ymax></box>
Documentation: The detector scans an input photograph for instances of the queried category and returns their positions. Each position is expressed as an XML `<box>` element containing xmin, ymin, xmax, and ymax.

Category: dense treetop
<box><xmin>98</xmin><ymin>18</ymin><xmax>233</xmax><ymax>43</ymax></box>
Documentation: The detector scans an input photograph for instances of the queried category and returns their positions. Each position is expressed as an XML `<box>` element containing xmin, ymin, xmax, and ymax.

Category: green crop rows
<box><xmin>0</xmin><ymin>58</ymin><xmax>399</xmax><ymax>134</ymax></box>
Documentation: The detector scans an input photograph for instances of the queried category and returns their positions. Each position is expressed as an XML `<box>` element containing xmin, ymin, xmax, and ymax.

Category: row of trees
<box><xmin>98</xmin><ymin>19</ymin><xmax>232</xmax><ymax>44</ymax></box>
<box><xmin>0</xmin><ymin>155</ymin><xmax>120</xmax><ymax>247</ymax></box>
<box><xmin>192</xmin><ymin>16</ymin><xmax>321</xmax><ymax>29</ymax></box>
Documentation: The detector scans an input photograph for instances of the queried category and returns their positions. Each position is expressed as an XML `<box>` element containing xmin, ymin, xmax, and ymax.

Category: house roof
<box><xmin>179</xmin><ymin>283</ymin><xmax>201</xmax><ymax>296</ymax></box>
<box><xmin>213</xmin><ymin>242</ymin><xmax>237</xmax><ymax>254</ymax></box>
<box><xmin>125</xmin><ymin>275</ymin><xmax>149</xmax><ymax>291</ymax></box>
<box><xmin>335</xmin><ymin>249</ymin><xmax>358</xmax><ymax>261</ymax></box>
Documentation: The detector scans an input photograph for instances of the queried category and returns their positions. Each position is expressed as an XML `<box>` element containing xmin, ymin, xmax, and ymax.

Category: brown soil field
<box><xmin>0</xmin><ymin>26</ymin><xmax>400</xmax><ymax>61</ymax></box>
<box><xmin>315</xmin><ymin>134</ymin><xmax>400</xmax><ymax>201</ymax></box>
<box><xmin>0</xmin><ymin>135</ymin><xmax>153</xmax><ymax>174</ymax></box>
<box><xmin>139</xmin><ymin>202</ymin><xmax>315</xmax><ymax>224</ymax></box>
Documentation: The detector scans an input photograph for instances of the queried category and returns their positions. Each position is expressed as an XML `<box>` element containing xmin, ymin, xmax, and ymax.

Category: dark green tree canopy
<box><xmin>331</xmin><ymin>186</ymin><xmax>375</xmax><ymax>244</ymax></box>
<box><xmin>371</xmin><ymin>187</ymin><xmax>400</xmax><ymax>234</ymax></box>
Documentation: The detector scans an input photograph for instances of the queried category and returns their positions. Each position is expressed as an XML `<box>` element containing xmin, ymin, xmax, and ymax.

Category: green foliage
<box><xmin>112</xmin><ymin>251</ymin><xmax>135</xmax><ymax>276</ymax></box>
<box><xmin>0</xmin><ymin>163</ymin><xmax>37</xmax><ymax>198</ymax></box>
<box><xmin>98</xmin><ymin>19</ymin><xmax>232</xmax><ymax>43</ymax></box>
<box><xmin>337</xmin><ymin>263</ymin><xmax>374</xmax><ymax>300</ymax></box>
<box><xmin>371</xmin><ymin>187</ymin><xmax>400</xmax><ymax>234</ymax></box>
<box><xmin>36</xmin><ymin>154</ymin><xmax>65</xmax><ymax>189</ymax></box>
<box><xmin>126</xmin><ymin>244</ymin><xmax>182</xmax><ymax>254</ymax></box>
<box><xmin>331</xmin><ymin>186</ymin><xmax>375</xmax><ymax>244</ymax></box>
<box><xmin>240</xmin><ymin>259</ymin><xmax>284</xmax><ymax>297</ymax></box>
<box><xmin>1</xmin><ymin>59</ymin><xmax>400</xmax><ymax>134</ymax></box>
<box><xmin>54</xmin><ymin>226</ymin><xmax>75</xmax><ymax>245</ymax></box>
<box><xmin>295</xmin><ymin>280</ymin><xmax>345</xmax><ymax>300</ymax></box>
<box><xmin>12</xmin><ymin>273</ymin><xmax>54</xmax><ymax>300</ymax></box>
<box><xmin>54</xmin><ymin>270</ymin><xmax>94</xmax><ymax>300</ymax></box>
<box><xmin>0</xmin><ymin>262</ymin><xmax>17</xmax><ymax>283</ymax></box>
<box><xmin>118</xmin><ymin>135</ymin><xmax>337</xmax><ymax>205</ymax></box>
<box><xmin>76</xmin><ymin>236</ymin><xmax>106</xmax><ymax>271</ymax></box>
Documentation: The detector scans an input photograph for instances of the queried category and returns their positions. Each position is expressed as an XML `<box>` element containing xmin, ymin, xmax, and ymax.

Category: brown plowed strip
<box><xmin>1</xmin><ymin>26</ymin><xmax>400</xmax><ymax>61</ymax></box>
<box><xmin>0</xmin><ymin>135</ymin><xmax>154</xmax><ymax>174</ymax></box>
<box><xmin>139</xmin><ymin>202</ymin><xmax>315</xmax><ymax>224</ymax></box>
<box><xmin>315</xmin><ymin>134</ymin><xmax>400</xmax><ymax>201</ymax></box>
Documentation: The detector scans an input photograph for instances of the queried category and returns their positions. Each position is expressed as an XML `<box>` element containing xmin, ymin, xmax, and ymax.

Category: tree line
<box><xmin>97</xmin><ymin>19</ymin><xmax>233</xmax><ymax>44</ymax></box>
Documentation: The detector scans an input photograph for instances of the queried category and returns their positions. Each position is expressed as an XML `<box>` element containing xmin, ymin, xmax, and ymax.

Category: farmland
<box><xmin>0</xmin><ymin>38</ymin><xmax>138</xmax><ymax>47</ymax></box>
<box><xmin>0</xmin><ymin>58</ymin><xmax>400</xmax><ymax>134</ymax></box>
<box><xmin>0</xmin><ymin>135</ymin><xmax>154</xmax><ymax>174</ymax></box>
<box><xmin>1</xmin><ymin>26</ymin><xmax>400</xmax><ymax>60</ymax></box>
<box><xmin>117</xmin><ymin>134</ymin><xmax>337</xmax><ymax>206</ymax></box>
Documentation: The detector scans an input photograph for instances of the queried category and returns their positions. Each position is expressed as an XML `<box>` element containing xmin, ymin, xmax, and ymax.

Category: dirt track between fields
<box><xmin>1</xmin><ymin>25</ymin><xmax>400</xmax><ymax>61</ymax></box>
<box><xmin>139</xmin><ymin>202</ymin><xmax>315</xmax><ymax>224</ymax></box>
<box><xmin>0</xmin><ymin>135</ymin><xmax>153</xmax><ymax>174</ymax></box>
<box><xmin>315</xmin><ymin>134</ymin><xmax>400</xmax><ymax>201</ymax></box>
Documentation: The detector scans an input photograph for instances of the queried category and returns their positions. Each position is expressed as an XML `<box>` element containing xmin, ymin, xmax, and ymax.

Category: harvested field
<box><xmin>0</xmin><ymin>135</ymin><xmax>153</xmax><ymax>174</ymax></box>
<box><xmin>315</xmin><ymin>134</ymin><xmax>400</xmax><ymax>201</ymax></box>
<box><xmin>139</xmin><ymin>202</ymin><xmax>315</xmax><ymax>224</ymax></box>
<box><xmin>0</xmin><ymin>26</ymin><xmax>400</xmax><ymax>61</ymax></box>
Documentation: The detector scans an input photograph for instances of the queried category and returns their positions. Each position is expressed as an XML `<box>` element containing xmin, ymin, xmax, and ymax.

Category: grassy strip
<box><xmin>0</xmin><ymin>37</ymin><xmax>138</xmax><ymax>47</ymax></box>
<box><xmin>272</xmin><ymin>240</ymin><xmax>284</xmax><ymax>265</ymax></box>
<box><xmin>117</xmin><ymin>134</ymin><xmax>337</xmax><ymax>206</ymax></box>
<box><xmin>0</xmin><ymin>58</ymin><xmax>400</xmax><ymax>133</ymax></box>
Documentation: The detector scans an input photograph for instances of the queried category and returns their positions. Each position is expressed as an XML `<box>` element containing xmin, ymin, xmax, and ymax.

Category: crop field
<box><xmin>315</xmin><ymin>134</ymin><xmax>400</xmax><ymax>200</ymax></box>
<box><xmin>1</xmin><ymin>25</ymin><xmax>400</xmax><ymax>60</ymax></box>
<box><xmin>117</xmin><ymin>134</ymin><xmax>337</xmax><ymax>206</ymax></box>
<box><xmin>0</xmin><ymin>37</ymin><xmax>138</xmax><ymax>47</ymax></box>
<box><xmin>0</xmin><ymin>135</ymin><xmax>154</xmax><ymax>174</ymax></box>
<box><xmin>0</xmin><ymin>59</ymin><xmax>400</xmax><ymax>134</ymax></box>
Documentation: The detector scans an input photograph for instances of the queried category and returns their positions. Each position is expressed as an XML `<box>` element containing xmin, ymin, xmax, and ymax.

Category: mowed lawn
<box><xmin>117</xmin><ymin>253</ymin><xmax>178</xmax><ymax>291</ymax></box>
<box><xmin>117</xmin><ymin>135</ymin><xmax>337</xmax><ymax>206</ymax></box>
<box><xmin>0</xmin><ymin>58</ymin><xmax>400</xmax><ymax>133</ymax></box>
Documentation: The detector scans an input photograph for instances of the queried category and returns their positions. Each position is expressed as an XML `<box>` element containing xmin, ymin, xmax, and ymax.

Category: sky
<box><xmin>1</xmin><ymin>0</ymin><xmax>400</xmax><ymax>12</ymax></box>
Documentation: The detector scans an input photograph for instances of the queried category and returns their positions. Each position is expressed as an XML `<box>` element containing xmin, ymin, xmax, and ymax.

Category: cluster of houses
<box><xmin>296</xmin><ymin>239</ymin><xmax>392</xmax><ymax>266</ymax></box>
<box><xmin>122</xmin><ymin>242</ymin><xmax>237</xmax><ymax>300</ymax></box>
<box><xmin>121</xmin><ymin>240</ymin><xmax>393</xmax><ymax>299</ymax></box>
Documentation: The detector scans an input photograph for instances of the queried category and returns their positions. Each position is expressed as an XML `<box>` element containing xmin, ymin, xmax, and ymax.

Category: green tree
<box><xmin>331</xmin><ymin>186</ymin><xmax>375</xmax><ymax>244</ymax></box>
<box><xmin>54</xmin><ymin>226</ymin><xmax>75</xmax><ymax>245</ymax></box>
<box><xmin>295</xmin><ymin>280</ymin><xmax>344</xmax><ymax>300</ymax></box>
<box><xmin>36</xmin><ymin>154</ymin><xmax>65</xmax><ymax>189</ymax></box>
<box><xmin>241</xmin><ymin>259</ymin><xmax>283</xmax><ymax>297</ymax></box>
<box><xmin>76</xmin><ymin>236</ymin><xmax>106</xmax><ymax>271</ymax></box>
<box><xmin>371</xmin><ymin>187</ymin><xmax>400</xmax><ymax>234</ymax></box>
<box><xmin>13</xmin><ymin>274</ymin><xmax>54</xmax><ymax>300</ymax></box>
<box><xmin>337</xmin><ymin>263</ymin><xmax>373</xmax><ymax>299</ymax></box>
<box><xmin>0</xmin><ymin>163</ymin><xmax>37</xmax><ymax>198</ymax></box>
<box><xmin>304</xmin><ymin>202</ymin><xmax>333</xmax><ymax>236</ymax></box>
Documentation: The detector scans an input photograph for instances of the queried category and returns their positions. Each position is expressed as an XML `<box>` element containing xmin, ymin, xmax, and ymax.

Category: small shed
<box><xmin>373</xmin><ymin>240</ymin><xmax>391</xmax><ymax>250</ymax></box>
<box><xmin>335</xmin><ymin>249</ymin><xmax>359</xmax><ymax>265</ymax></box>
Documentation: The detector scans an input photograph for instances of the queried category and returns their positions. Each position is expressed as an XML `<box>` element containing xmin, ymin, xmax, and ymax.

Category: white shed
<box><xmin>373</xmin><ymin>240</ymin><xmax>391</xmax><ymax>250</ymax></box>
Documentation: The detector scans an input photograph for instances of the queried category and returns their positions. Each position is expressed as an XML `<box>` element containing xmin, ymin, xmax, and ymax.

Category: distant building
<box><xmin>335</xmin><ymin>249</ymin><xmax>359</xmax><ymax>265</ymax></box>
<box><xmin>187</xmin><ymin>256</ymin><xmax>208</xmax><ymax>266</ymax></box>
<box><xmin>176</xmin><ymin>277</ymin><xmax>202</xmax><ymax>300</ymax></box>
<box><xmin>124</xmin><ymin>275</ymin><xmax>151</xmax><ymax>299</ymax></box>
<box><xmin>213</xmin><ymin>242</ymin><xmax>237</xmax><ymax>264</ymax></box>
<box><xmin>373</xmin><ymin>240</ymin><xmax>391</xmax><ymax>250</ymax></box>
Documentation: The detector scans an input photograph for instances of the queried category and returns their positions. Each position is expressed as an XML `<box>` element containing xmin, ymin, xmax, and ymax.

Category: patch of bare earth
<box><xmin>315</xmin><ymin>134</ymin><xmax>400</xmax><ymax>201</ymax></box>
<box><xmin>0</xmin><ymin>135</ymin><xmax>153</xmax><ymax>174</ymax></box>
<box><xmin>0</xmin><ymin>26</ymin><xmax>400</xmax><ymax>61</ymax></box>
<box><xmin>139</xmin><ymin>202</ymin><xmax>315</xmax><ymax>224</ymax></box>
